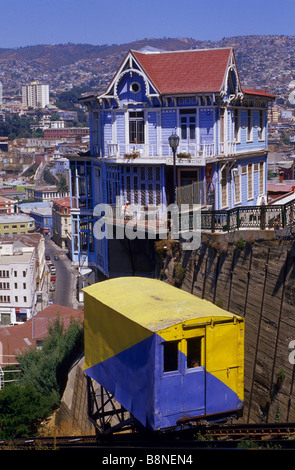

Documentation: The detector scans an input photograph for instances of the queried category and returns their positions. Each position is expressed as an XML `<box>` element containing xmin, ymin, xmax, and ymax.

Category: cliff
<box><xmin>156</xmin><ymin>232</ymin><xmax>295</xmax><ymax>424</ymax></box>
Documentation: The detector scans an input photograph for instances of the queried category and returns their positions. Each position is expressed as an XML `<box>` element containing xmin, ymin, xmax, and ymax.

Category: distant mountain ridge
<box><xmin>1</xmin><ymin>35</ymin><xmax>295</xmax><ymax>102</ymax></box>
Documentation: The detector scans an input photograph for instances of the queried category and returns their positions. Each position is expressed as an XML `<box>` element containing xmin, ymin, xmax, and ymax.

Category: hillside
<box><xmin>1</xmin><ymin>35</ymin><xmax>295</xmax><ymax>103</ymax></box>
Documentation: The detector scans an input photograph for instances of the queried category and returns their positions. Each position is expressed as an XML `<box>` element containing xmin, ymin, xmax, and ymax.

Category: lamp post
<box><xmin>168</xmin><ymin>130</ymin><xmax>180</xmax><ymax>203</ymax></box>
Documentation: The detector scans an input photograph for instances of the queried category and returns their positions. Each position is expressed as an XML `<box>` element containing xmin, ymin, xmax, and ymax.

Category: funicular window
<box><xmin>163</xmin><ymin>341</ymin><xmax>179</xmax><ymax>372</ymax></box>
<box><xmin>187</xmin><ymin>337</ymin><xmax>202</xmax><ymax>369</ymax></box>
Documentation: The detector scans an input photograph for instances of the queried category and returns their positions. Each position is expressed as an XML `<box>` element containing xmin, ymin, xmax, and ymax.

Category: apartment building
<box><xmin>52</xmin><ymin>197</ymin><xmax>71</xmax><ymax>249</ymax></box>
<box><xmin>0</xmin><ymin>214</ymin><xmax>35</xmax><ymax>235</ymax></box>
<box><xmin>22</xmin><ymin>81</ymin><xmax>50</xmax><ymax>109</ymax></box>
<box><xmin>0</xmin><ymin>241</ymin><xmax>36</xmax><ymax>325</ymax></box>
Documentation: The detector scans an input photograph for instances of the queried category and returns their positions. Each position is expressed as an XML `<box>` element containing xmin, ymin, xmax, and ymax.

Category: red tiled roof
<box><xmin>53</xmin><ymin>197</ymin><xmax>71</xmax><ymax>207</ymax></box>
<box><xmin>0</xmin><ymin>304</ymin><xmax>84</xmax><ymax>366</ymax></box>
<box><xmin>243</xmin><ymin>88</ymin><xmax>275</xmax><ymax>99</ymax></box>
<box><xmin>132</xmin><ymin>48</ymin><xmax>233</xmax><ymax>94</ymax></box>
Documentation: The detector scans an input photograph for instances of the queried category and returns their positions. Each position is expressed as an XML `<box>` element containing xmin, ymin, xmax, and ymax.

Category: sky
<box><xmin>1</xmin><ymin>0</ymin><xmax>295</xmax><ymax>48</ymax></box>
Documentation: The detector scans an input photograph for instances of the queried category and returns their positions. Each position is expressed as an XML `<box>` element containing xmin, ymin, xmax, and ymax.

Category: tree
<box><xmin>0</xmin><ymin>317</ymin><xmax>83</xmax><ymax>439</ymax></box>
<box><xmin>57</xmin><ymin>177</ymin><xmax>69</xmax><ymax>194</ymax></box>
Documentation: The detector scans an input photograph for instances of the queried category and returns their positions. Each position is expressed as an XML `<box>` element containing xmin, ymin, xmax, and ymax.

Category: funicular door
<box><xmin>159</xmin><ymin>328</ymin><xmax>206</xmax><ymax>422</ymax></box>
<box><xmin>181</xmin><ymin>328</ymin><xmax>206</xmax><ymax>417</ymax></box>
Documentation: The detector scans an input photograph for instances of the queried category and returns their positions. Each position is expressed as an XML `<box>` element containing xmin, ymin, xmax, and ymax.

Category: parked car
<box><xmin>45</xmin><ymin>255</ymin><xmax>50</xmax><ymax>260</ymax></box>
<box><xmin>54</xmin><ymin>254</ymin><xmax>59</xmax><ymax>260</ymax></box>
<box><xmin>50</xmin><ymin>275</ymin><xmax>56</xmax><ymax>282</ymax></box>
<box><xmin>49</xmin><ymin>284</ymin><xmax>55</xmax><ymax>291</ymax></box>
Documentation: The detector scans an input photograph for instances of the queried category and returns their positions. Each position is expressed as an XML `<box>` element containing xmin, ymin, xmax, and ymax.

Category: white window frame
<box><xmin>221</xmin><ymin>166</ymin><xmax>228</xmax><ymax>209</ymax></box>
<box><xmin>247</xmin><ymin>109</ymin><xmax>253</xmax><ymax>142</ymax></box>
<box><xmin>247</xmin><ymin>163</ymin><xmax>254</xmax><ymax>201</ymax></box>
<box><xmin>234</xmin><ymin>167</ymin><xmax>241</xmax><ymax>205</ymax></box>
<box><xmin>234</xmin><ymin>108</ymin><xmax>240</xmax><ymax>143</ymax></box>
<box><xmin>258</xmin><ymin>110</ymin><xmax>265</xmax><ymax>141</ymax></box>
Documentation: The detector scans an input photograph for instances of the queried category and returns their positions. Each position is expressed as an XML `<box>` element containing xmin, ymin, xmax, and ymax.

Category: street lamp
<box><xmin>168</xmin><ymin>130</ymin><xmax>180</xmax><ymax>203</ymax></box>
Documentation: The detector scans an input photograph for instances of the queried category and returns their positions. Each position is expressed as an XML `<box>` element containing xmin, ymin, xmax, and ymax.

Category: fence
<box><xmin>198</xmin><ymin>199</ymin><xmax>295</xmax><ymax>233</ymax></box>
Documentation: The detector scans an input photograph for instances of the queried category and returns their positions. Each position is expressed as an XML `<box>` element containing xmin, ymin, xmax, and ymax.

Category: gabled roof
<box><xmin>131</xmin><ymin>48</ymin><xmax>233</xmax><ymax>95</ymax></box>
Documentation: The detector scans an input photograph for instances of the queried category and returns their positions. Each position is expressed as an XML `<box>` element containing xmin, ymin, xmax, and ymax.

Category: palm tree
<box><xmin>57</xmin><ymin>177</ymin><xmax>69</xmax><ymax>194</ymax></box>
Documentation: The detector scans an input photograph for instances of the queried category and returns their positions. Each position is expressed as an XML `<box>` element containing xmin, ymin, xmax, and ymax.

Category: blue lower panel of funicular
<box><xmin>84</xmin><ymin>335</ymin><xmax>242</xmax><ymax>431</ymax></box>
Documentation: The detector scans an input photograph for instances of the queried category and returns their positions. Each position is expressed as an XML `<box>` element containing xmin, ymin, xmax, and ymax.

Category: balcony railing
<box><xmin>106</xmin><ymin>141</ymin><xmax>238</xmax><ymax>160</ymax></box>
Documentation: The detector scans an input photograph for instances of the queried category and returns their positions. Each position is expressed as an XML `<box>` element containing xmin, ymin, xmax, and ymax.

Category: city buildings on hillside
<box><xmin>26</xmin><ymin>185</ymin><xmax>70</xmax><ymax>202</ymax></box>
<box><xmin>43</xmin><ymin>127</ymin><xmax>89</xmax><ymax>141</ymax></box>
<box><xmin>30</xmin><ymin>206</ymin><xmax>53</xmax><ymax>236</ymax></box>
<box><xmin>0</xmin><ymin>233</ymin><xmax>46</xmax><ymax>291</ymax></box>
<box><xmin>22</xmin><ymin>81</ymin><xmax>50</xmax><ymax>109</ymax></box>
<box><xmin>0</xmin><ymin>214</ymin><xmax>35</xmax><ymax>235</ymax></box>
<box><xmin>0</xmin><ymin>240</ymin><xmax>36</xmax><ymax>324</ymax></box>
<box><xmin>52</xmin><ymin>197</ymin><xmax>71</xmax><ymax>249</ymax></box>
<box><xmin>0</xmin><ymin>195</ymin><xmax>18</xmax><ymax>214</ymax></box>
<box><xmin>68</xmin><ymin>47</ymin><xmax>275</xmax><ymax>278</ymax></box>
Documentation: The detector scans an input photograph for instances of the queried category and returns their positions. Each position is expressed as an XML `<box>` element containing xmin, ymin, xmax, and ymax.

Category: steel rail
<box><xmin>2</xmin><ymin>423</ymin><xmax>295</xmax><ymax>449</ymax></box>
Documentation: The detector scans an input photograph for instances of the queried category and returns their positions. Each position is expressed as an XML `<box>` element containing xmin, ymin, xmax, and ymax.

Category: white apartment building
<box><xmin>22</xmin><ymin>81</ymin><xmax>50</xmax><ymax>109</ymax></box>
<box><xmin>0</xmin><ymin>241</ymin><xmax>36</xmax><ymax>325</ymax></box>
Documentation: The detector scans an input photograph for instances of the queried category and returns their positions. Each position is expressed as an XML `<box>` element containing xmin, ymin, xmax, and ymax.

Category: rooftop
<box><xmin>0</xmin><ymin>304</ymin><xmax>84</xmax><ymax>365</ymax></box>
<box><xmin>0</xmin><ymin>213</ymin><xmax>34</xmax><ymax>223</ymax></box>
<box><xmin>132</xmin><ymin>47</ymin><xmax>232</xmax><ymax>94</ymax></box>
<box><xmin>84</xmin><ymin>277</ymin><xmax>239</xmax><ymax>333</ymax></box>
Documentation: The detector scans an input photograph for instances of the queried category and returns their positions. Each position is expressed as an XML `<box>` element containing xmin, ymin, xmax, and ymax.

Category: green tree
<box><xmin>0</xmin><ymin>317</ymin><xmax>83</xmax><ymax>439</ymax></box>
<box><xmin>0</xmin><ymin>383</ymin><xmax>57</xmax><ymax>439</ymax></box>
<box><xmin>57</xmin><ymin>177</ymin><xmax>69</xmax><ymax>194</ymax></box>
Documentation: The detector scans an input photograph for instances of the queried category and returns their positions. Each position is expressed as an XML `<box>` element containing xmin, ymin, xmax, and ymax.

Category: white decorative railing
<box><xmin>106</xmin><ymin>141</ymin><xmax>240</xmax><ymax>159</ymax></box>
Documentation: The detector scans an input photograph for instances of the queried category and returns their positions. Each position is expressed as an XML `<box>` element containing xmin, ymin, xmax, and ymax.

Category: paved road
<box><xmin>44</xmin><ymin>238</ymin><xmax>75</xmax><ymax>308</ymax></box>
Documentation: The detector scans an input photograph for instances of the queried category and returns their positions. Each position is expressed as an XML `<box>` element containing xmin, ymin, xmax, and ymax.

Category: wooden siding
<box><xmin>199</xmin><ymin>108</ymin><xmax>214</xmax><ymax>145</ymax></box>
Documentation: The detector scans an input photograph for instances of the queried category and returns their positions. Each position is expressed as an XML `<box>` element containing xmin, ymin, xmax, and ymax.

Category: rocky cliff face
<box><xmin>156</xmin><ymin>234</ymin><xmax>295</xmax><ymax>424</ymax></box>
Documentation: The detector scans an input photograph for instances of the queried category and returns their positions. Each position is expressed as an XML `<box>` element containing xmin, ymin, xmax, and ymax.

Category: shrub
<box><xmin>0</xmin><ymin>317</ymin><xmax>83</xmax><ymax>439</ymax></box>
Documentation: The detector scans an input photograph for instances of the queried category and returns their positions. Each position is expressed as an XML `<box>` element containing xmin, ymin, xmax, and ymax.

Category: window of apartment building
<box><xmin>0</xmin><ymin>295</ymin><xmax>10</xmax><ymax>303</ymax></box>
<box><xmin>23</xmin><ymin>271</ymin><xmax>26</xmax><ymax>277</ymax></box>
<box><xmin>258</xmin><ymin>110</ymin><xmax>265</xmax><ymax>140</ymax></box>
<box><xmin>221</xmin><ymin>167</ymin><xmax>228</xmax><ymax>208</ymax></box>
<box><xmin>14</xmin><ymin>271</ymin><xmax>17</xmax><ymax>277</ymax></box>
<box><xmin>220</xmin><ymin>108</ymin><xmax>225</xmax><ymax>144</ymax></box>
<box><xmin>234</xmin><ymin>169</ymin><xmax>241</xmax><ymax>205</ymax></box>
<box><xmin>23</xmin><ymin>283</ymin><xmax>26</xmax><ymax>289</ymax></box>
<box><xmin>24</xmin><ymin>296</ymin><xmax>27</xmax><ymax>303</ymax></box>
<box><xmin>0</xmin><ymin>270</ymin><xmax>9</xmax><ymax>278</ymax></box>
<box><xmin>259</xmin><ymin>162</ymin><xmax>264</xmax><ymax>194</ymax></box>
<box><xmin>129</xmin><ymin>111</ymin><xmax>144</xmax><ymax>144</ymax></box>
<box><xmin>247</xmin><ymin>110</ymin><xmax>253</xmax><ymax>141</ymax></box>
<box><xmin>234</xmin><ymin>109</ymin><xmax>240</xmax><ymax>141</ymax></box>
<box><xmin>248</xmin><ymin>163</ymin><xmax>253</xmax><ymax>200</ymax></box>
<box><xmin>180</xmin><ymin>110</ymin><xmax>196</xmax><ymax>141</ymax></box>
<box><xmin>0</xmin><ymin>282</ymin><xmax>9</xmax><ymax>289</ymax></box>
<box><xmin>14</xmin><ymin>283</ymin><xmax>17</xmax><ymax>288</ymax></box>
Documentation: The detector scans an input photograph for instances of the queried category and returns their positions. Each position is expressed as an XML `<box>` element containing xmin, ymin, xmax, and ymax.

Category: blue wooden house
<box><xmin>68</xmin><ymin>47</ymin><xmax>275</xmax><ymax>277</ymax></box>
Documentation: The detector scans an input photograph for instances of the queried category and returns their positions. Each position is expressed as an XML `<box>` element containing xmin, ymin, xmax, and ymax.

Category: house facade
<box><xmin>68</xmin><ymin>47</ymin><xmax>275</xmax><ymax>277</ymax></box>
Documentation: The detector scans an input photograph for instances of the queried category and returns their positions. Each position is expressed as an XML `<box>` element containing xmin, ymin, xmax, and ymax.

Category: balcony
<box><xmin>105</xmin><ymin>141</ymin><xmax>239</xmax><ymax>164</ymax></box>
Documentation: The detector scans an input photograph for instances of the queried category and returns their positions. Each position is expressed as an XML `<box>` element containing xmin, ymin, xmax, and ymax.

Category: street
<box><xmin>44</xmin><ymin>238</ymin><xmax>76</xmax><ymax>308</ymax></box>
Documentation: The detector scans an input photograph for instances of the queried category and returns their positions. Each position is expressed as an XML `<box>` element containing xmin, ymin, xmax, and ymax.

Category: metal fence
<box><xmin>190</xmin><ymin>199</ymin><xmax>295</xmax><ymax>233</ymax></box>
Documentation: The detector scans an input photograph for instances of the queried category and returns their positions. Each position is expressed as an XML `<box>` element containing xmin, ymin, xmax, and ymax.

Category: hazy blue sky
<box><xmin>1</xmin><ymin>0</ymin><xmax>294</xmax><ymax>48</ymax></box>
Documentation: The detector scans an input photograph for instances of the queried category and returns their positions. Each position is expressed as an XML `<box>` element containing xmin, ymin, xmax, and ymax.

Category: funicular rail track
<box><xmin>2</xmin><ymin>423</ymin><xmax>295</xmax><ymax>449</ymax></box>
